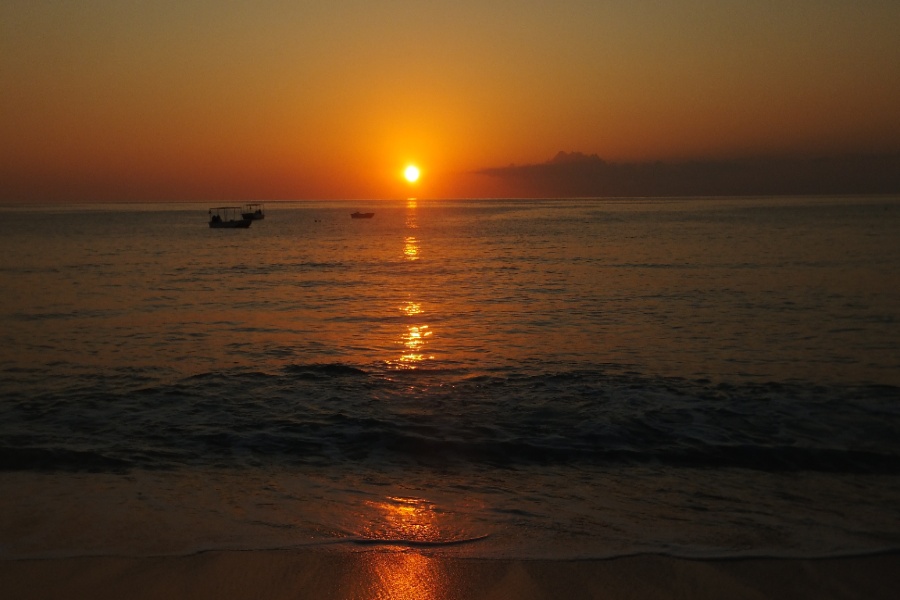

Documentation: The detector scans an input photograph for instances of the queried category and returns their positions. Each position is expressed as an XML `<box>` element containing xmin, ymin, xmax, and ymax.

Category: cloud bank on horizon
<box><xmin>476</xmin><ymin>151</ymin><xmax>900</xmax><ymax>198</ymax></box>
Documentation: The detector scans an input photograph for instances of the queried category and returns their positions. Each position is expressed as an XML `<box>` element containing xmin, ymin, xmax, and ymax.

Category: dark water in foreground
<box><xmin>1</xmin><ymin>197</ymin><xmax>899</xmax><ymax>560</ymax></box>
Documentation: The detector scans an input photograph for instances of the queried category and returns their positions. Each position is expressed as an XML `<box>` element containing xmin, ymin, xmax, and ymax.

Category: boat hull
<box><xmin>209</xmin><ymin>219</ymin><xmax>252</xmax><ymax>228</ymax></box>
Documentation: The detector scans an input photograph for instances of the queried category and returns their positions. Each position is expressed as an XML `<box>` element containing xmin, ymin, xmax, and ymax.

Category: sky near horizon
<box><xmin>2</xmin><ymin>1</ymin><xmax>899</xmax><ymax>201</ymax></box>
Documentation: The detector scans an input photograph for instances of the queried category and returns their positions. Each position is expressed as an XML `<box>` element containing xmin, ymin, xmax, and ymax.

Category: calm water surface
<box><xmin>1</xmin><ymin>197</ymin><xmax>899</xmax><ymax>560</ymax></box>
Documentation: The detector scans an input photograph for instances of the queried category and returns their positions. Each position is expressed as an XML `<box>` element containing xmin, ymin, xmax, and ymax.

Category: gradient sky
<box><xmin>2</xmin><ymin>1</ymin><xmax>899</xmax><ymax>201</ymax></box>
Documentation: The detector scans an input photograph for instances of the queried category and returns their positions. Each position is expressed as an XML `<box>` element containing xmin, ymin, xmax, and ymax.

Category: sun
<box><xmin>404</xmin><ymin>165</ymin><xmax>420</xmax><ymax>183</ymax></box>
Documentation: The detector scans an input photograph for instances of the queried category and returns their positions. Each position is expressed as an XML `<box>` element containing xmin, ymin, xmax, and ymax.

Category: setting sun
<box><xmin>404</xmin><ymin>165</ymin><xmax>420</xmax><ymax>183</ymax></box>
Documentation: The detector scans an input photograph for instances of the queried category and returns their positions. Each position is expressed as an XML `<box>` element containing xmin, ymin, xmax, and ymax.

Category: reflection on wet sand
<box><xmin>355</xmin><ymin>497</ymin><xmax>449</xmax><ymax>600</ymax></box>
<box><xmin>358</xmin><ymin>551</ymin><xmax>446</xmax><ymax>600</ymax></box>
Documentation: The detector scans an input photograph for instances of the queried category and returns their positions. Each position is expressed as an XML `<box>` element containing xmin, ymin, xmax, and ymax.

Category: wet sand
<box><xmin>2</xmin><ymin>550</ymin><xmax>898</xmax><ymax>599</ymax></box>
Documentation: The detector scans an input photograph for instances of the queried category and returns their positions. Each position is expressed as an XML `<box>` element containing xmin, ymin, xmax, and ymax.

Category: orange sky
<box><xmin>2</xmin><ymin>1</ymin><xmax>899</xmax><ymax>201</ymax></box>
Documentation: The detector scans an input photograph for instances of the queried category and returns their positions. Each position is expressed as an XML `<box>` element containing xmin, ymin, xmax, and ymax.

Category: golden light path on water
<box><xmin>361</xmin><ymin>198</ymin><xmax>450</xmax><ymax>598</ymax></box>
<box><xmin>404</xmin><ymin>237</ymin><xmax>419</xmax><ymax>261</ymax></box>
<box><xmin>404</xmin><ymin>198</ymin><xmax>420</xmax><ymax>262</ymax></box>
<box><xmin>392</xmin><ymin>199</ymin><xmax>433</xmax><ymax>369</ymax></box>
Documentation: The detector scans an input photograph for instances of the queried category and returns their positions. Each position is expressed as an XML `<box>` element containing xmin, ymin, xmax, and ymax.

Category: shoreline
<box><xmin>2</xmin><ymin>549</ymin><xmax>898</xmax><ymax>600</ymax></box>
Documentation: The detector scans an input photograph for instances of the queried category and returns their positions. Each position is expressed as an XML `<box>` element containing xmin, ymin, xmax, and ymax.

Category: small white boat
<box><xmin>242</xmin><ymin>203</ymin><xmax>265</xmax><ymax>220</ymax></box>
<box><xmin>209</xmin><ymin>207</ymin><xmax>252</xmax><ymax>228</ymax></box>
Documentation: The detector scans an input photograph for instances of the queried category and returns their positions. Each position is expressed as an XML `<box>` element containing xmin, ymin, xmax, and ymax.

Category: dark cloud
<box><xmin>476</xmin><ymin>151</ymin><xmax>900</xmax><ymax>197</ymax></box>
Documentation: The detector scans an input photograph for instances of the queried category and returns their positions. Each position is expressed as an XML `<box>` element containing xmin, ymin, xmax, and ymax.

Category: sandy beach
<box><xmin>2</xmin><ymin>550</ymin><xmax>898</xmax><ymax>600</ymax></box>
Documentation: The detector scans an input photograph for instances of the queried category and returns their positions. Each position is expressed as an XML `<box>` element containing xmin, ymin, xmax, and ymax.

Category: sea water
<box><xmin>1</xmin><ymin>197</ymin><xmax>899</xmax><ymax>560</ymax></box>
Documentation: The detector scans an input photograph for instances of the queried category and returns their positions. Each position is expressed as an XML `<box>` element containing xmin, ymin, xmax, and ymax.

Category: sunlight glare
<box><xmin>404</xmin><ymin>165</ymin><xmax>420</xmax><ymax>183</ymax></box>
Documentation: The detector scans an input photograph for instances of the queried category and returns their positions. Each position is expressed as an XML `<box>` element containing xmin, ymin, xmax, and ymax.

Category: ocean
<box><xmin>1</xmin><ymin>196</ymin><xmax>899</xmax><ymax>561</ymax></box>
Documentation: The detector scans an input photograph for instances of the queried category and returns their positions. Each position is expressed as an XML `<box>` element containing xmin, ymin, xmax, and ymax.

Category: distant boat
<box><xmin>242</xmin><ymin>203</ymin><xmax>265</xmax><ymax>220</ymax></box>
<box><xmin>209</xmin><ymin>207</ymin><xmax>252</xmax><ymax>228</ymax></box>
<box><xmin>351</xmin><ymin>212</ymin><xmax>374</xmax><ymax>219</ymax></box>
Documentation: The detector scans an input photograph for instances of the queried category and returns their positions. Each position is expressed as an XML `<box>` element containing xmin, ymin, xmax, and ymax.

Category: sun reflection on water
<box><xmin>404</xmin><ymin>236</ymin><xmax>420</xmax><ymax>261</ymax></box>
<box><xmin>404</xmin><ymin>198</ymin><xmax>420</xmax><ymax>262</ymax></box>
<box><xmin>400</xmin><ymin>324</ymin><xmax>433</xmax><ymax>365</ymax></box>
<box><xmin>395</xmin><ymin>299</ymin><xmax>433</xmax><ymax>366</ymax></box>
<box><xmin>400</xmin><ymin>302</ymin><xmax>422</xmax><ymax>317</ymax></box>
<box><xmin>361</xmin><ymin>496</ymin><xmax>442</xmax><ymax>543</ymax></box>
<box><xmin>388</xmin><ymin>198</ymin><xmax>435</xmax><ymax>369</ymax></box>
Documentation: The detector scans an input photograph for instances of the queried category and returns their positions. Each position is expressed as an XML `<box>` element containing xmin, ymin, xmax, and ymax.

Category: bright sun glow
<box><xmin>404</xmin><ymin>165</ymin><xmax>420</xmax><ymax>183</ymax></box>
